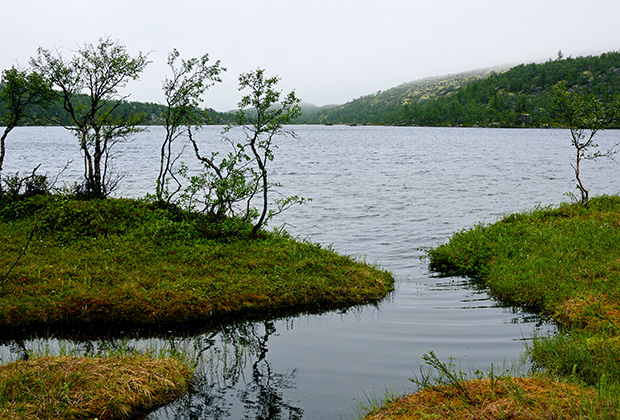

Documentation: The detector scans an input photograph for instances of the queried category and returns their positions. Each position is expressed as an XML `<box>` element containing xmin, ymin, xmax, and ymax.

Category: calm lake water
<box><xmin>1</xmin><ymin>125</ymin><xmax>619</xmax><ymax>419</ymax></box>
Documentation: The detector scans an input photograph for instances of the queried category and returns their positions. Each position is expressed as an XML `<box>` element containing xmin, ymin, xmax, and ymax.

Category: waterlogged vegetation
<box><xmin>0</xmin><ymin>195</ymin><xmax>393</xmax><ymax>418</ymax></box>
<box><xmin>363</xmin><ymin>375</ymin><xmax>601</xmax><ymax>419</ymax></box>
<box><xmin>3</xmin><ymin>37</ymin><xmax>620</xmax><ymax>418</ymax></box>
<box><xmin>361</xmin><ymin>352</ymin><xmax>607</xmax><ymax>419</ymax></box>
<box><xmin>427</xmin><ymin>195</ymin><xmax>620</xmax><ymax>335</ymax></box>
<box><xmin>363</xmin><ymin>195</ymin><xmax>620</xmax><ymax>419</ymax></box>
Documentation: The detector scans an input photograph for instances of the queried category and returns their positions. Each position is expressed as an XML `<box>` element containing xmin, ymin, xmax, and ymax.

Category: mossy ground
<box><xmin>0</xmin><ymin>195</ymin><xmax>394</xmax><ymax>331</ymax></box>
<box><xmin>364</xmin><ymin>377</ymin><xmax>601</xmax><ymax>420</ymax></box>
<box><xmin>366</xmin><ymin>195</ymin><xmax>620</xmax><ymax>419</ymax></box>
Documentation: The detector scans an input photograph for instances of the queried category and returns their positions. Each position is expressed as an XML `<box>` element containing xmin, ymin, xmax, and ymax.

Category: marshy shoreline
<box><xmin>0</xmin><ymin>194</ymin><xmax>394</xmax><ymax>418</ymax></box>
<box><xmin>364</xmin><ymin>195</ymin><xmax>620</xmax><ymax>419</ymax></box>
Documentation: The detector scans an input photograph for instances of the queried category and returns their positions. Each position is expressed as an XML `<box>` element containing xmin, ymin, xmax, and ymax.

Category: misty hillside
<box><xmin>311</xmin><ymin>67</ymin><xmax>503</xmax><ymax>124</ymax></box>
<box><xmin>293</xmin><ymin>102</ymin><xmax>338</xmax><ymax>123</ymax></box>
<box><xmin>306</xmin><ymin>51</ymin><xmax>620</xmax><ymax>127</ymax></box>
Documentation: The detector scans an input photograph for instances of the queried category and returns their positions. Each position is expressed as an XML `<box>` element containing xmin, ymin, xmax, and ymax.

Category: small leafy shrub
<box><xmin>24</xmin><ymin>194</ymin><xmax>259</xmax><ymax>244</ymax></box>
<box><xmin>0</xmin><ymin>170</ymin><xmax>50</xmax><ymax>200</ymax></box>
<box><xmin>150</xmin><ymin>218</ymin><xmax>198</xmax><ymax>244</ymax></box>
<box><xmin>38</xmin><ymin>197</ymin><xmax>158</xmax><ymax>240</ymax></box>
<box><xmin>1</xmin><ymin>172</ymin><xmax>24</xmax><ymax>198</ymax></box>
<box><xmin>24</xmin><ymin>173</ymin><xmax>50</xmax><ymax>197</ymax></box>
<box><xmin>0</xmin><ymin>194</ymin><xmax>51</xmax><ymax>220</ymax></box>
<box><xmin>192</xmin><ymin>213</ymin><xmax>255</xmax><ymax>241</ymax></box>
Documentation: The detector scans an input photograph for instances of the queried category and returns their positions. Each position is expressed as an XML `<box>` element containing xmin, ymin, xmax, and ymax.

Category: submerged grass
<box><xmin>0</xmin><ymin>195</ymin><xmax>394</xmax><ymax>331</ymax></box>
<box><xmin>364</xmin><ymin>194</ymin><xmax>620</xmax><ymax>419</ymax></box>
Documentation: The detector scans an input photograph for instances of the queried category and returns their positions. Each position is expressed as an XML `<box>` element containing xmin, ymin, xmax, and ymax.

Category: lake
<box><xmin>1</xmin><ymin>125</ymin><xmax>619</xmax><ymax>419</ymax></box>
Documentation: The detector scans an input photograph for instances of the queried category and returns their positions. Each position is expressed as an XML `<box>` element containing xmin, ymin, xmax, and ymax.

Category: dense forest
<box><xmin>310</xmin><ymin>51</ymin><xmax>620</xmax><ymax>127</ymax></box>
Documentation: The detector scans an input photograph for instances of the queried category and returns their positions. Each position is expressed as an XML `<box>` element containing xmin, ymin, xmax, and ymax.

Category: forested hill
<box><xmin>5</xmin><ymin>51</ymin><xmax>620</xmax><ymax>128</ymax></box>
<box><xmin>309</xmin><ymin>51</ymin><xmax>620</xmax><ymax>127</ymax></box>
<box><xmin>0</xmin><ymin>93</ymin><xmax>235</xmax><ymax>126</ymax></box>
<box><xmin>312</xmin><ymin>67</ymin><xmax>502</xmax><ymax>125</ymax></box>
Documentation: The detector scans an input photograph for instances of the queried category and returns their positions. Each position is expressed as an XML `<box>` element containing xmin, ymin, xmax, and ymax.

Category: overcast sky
<box><xmin>2</xmin><ymin>0</ymin><xmax>620</xmax><ymax>112</ymax></box>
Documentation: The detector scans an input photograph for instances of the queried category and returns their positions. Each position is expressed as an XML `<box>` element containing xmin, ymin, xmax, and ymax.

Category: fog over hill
<box><xmin>299</xmin><ymin>51</ymin><xmax>620</xmax><ymax>127</ymax></box>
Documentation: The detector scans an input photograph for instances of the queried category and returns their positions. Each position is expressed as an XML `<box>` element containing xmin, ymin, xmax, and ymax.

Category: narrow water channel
<box><xmin>1</xmin><ymin>125</ymin><xmax>618</xmax><ymax>418</ymax></box>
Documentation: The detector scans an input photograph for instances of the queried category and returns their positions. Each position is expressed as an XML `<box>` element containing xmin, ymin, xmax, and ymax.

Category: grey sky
<box><xmin>3</xmin><ymin>0</ymin><xmax>620</xmax><ymax>112</ymax></box>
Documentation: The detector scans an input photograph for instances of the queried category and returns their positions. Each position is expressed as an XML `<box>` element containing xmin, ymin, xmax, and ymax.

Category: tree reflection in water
<box><xmin>152</xmin><ymin>320</ymin><xmax>303</xmax><ymax>420</ymax></box>
<box><xmin>0</xmin><ymin>319</ymin><xmax>304</xmax><ymax>419</ymax></box>
<box><xmin>240</xmin><ymin>321</ymin><xmax>303</xmax><ymax>420</ymax></box>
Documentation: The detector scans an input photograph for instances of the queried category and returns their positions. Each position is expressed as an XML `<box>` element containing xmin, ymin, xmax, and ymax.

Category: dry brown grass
<box><xmin>555</xmin><ymin>293</ymin><xmax>620</xmax><ymax>333</ymax></box>
<box><xmin>0</xmin><ymin>355</ymin><xmax>192</xmax><ymax>419</ymax></box>
<box><xmin>364</xmin><ymin>377</ymin><xmax>603</xmax><ymax>420</ymax></box>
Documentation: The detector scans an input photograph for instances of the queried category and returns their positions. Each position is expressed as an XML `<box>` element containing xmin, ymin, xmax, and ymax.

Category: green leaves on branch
<box><xmin>2</xmin><ymin>39</ymin><xmax>307</xmax><ymax>237</ymax></box>
<box><xmin>0</xmin><ymin>66</ymin><xmax>56</xmax><ymax>171</ymax></box>
<box><xmin>31</xmin><ymin>37</ymin><xmax>151</xmax><ymax>198</ymax></box>
<box><xmin>553</xmin><ymin>81</ymin><xmax>620</xmax><ymax>204</ymax></box>
<box><xmin>180</xmin><ymin>68</ymin><xmax>306</xmax><ymax>236</ymax></box>
<box><xmin>163</xmin><ymin>49</ymin><xmax>224</xmax><ymax>117</ymax></box>
<box><xmin>156</xmin><ymin>49</ymin><xmax>225</xmax><ymax>202</ymax></box>
<box><xmin>235</xmin><ymin>69</ymin><xmax>302</xmax><ymax>132</ymax></box>
<box><xmin>234</xmin><ymin>69</ymin><xmax>303</xmax><ymax>235</ymax></box>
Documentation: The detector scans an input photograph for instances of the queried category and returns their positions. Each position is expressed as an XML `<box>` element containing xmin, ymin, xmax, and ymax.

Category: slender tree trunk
<box><xmin>574</xmin><ymin>148</ymin><xmax>589</xmax><ymax>204</ymax></box>
<box><xmin>156</xmin><ymin>126</ymin><xmax>172</xmax><ymax>201</ymax></box>
<box><xmin>79</xmin><ymin>132</ymin><xmax>96</xmax><ymax>197</ymax></box>
<box><xmin>250</xmin><ymin>134</ymin><xmax>268</xmax><ymax>236</ymax></box>
<box><xmin>0</xmin><ymin>114</ymin><xmax>19</xmax><ymax>172</ymax></box>
<box><xmin>0</xmin><ymin>124</ymin><xmax>15</xmax><ymax>172</ymax></box>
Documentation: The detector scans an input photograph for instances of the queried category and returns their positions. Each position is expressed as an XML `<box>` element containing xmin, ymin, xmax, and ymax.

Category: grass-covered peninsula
<box><xmin>0</xmin><ymin>194</ymin><xmax>393</xmax><ymax>418</ymax></box>
<box><xmin>0</xmin><ymin>195</ymin><xmax>393</xmax><ymax>331</ymax></box>
<box><xmin>364</xmin><ymin>195</ymin><xmax>620</xmax><ymax>419</ymax></box>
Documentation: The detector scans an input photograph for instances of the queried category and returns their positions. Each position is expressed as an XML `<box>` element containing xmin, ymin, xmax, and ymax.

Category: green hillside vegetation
<box><xmin>6</xmin><ymin>51</ymin><xmax>620</xmax><ymax>128</ymax></box>
<box><xmin>0</xmin><ymin>91</ymin><xmax>234</xmax><ymax>126</ymax></box>
<box><xmin>314</xmin><ymin>68</ymin><xmax>502</xmax><ymax>125</ymax></box>
<box><xmin>312</xmin><ymin>51</ymin><xmax>620</xmax><ymax>127</ymax></box>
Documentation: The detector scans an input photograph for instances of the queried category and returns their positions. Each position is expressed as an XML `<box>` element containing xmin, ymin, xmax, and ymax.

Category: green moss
<box><xmin>0</xmin><ymin>195</ymin><xmax>394</xmax><ymax>331</ymax></box>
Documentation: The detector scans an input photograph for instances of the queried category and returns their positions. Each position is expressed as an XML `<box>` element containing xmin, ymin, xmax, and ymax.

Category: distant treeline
<box><xmin>309</xmin><ymin>51</ymin><xmax>620</xmax><ymax>127</ymax></box>
<box><xmin>5</xmin><ymin>51</ymin><xmax>620</xmax><ymax>128</ymax></box>
<box><xmin>0</xmin><ymin>93</ymin><xmax>235</xmax><ymax>126</ymax></box>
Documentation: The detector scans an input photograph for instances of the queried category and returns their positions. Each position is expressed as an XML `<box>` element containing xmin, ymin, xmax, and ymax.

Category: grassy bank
<box><xmin>0</xmin><ymin>195</ymin><xmax>394</xmax><ymax>332</ymax></box>
<box><xmin>0</xmin><ymin>194</ymin><xmax>393</xmax><ymax>418</ymax></box>
<box><xmin>364</xmin><ymin>195</ymin><xmax>620</xmax><ymax>419</ymax></box>
<box><xmin>0</xmin><ymin>355</ymin><xmax>192</xmax><ymax>419</ymax></box>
